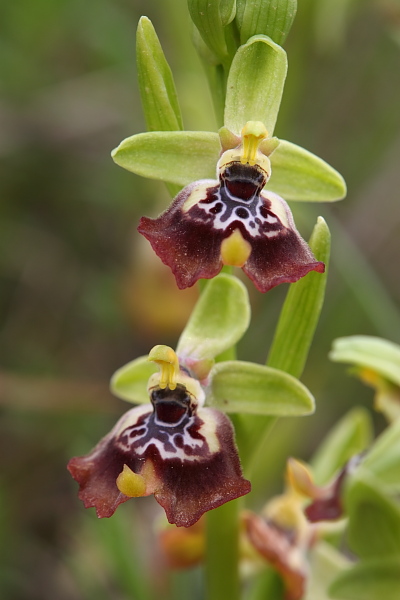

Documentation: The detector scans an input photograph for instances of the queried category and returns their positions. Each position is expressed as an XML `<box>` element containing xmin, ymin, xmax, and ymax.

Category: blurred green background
<box><xmin>1</xmin><ymin>0</ymin><xmax>399</xmax><ymax>598</ymax></box>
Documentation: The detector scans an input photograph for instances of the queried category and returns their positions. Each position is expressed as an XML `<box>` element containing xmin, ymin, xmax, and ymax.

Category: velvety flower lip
<box><xmin>138</xmin><ymin>121</ymin><xmax>324</xmax><ymax>293</ymax></box>
<box><xmin>68</xmin><ymin>346</ymin><xmax>250</xmax><ymax>527</ymax></box>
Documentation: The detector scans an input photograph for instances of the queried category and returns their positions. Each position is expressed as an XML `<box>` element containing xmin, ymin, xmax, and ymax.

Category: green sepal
<box><xmin>187</xmin><ymin>0</ymin><xmax>236</xmax><ymax>62</ymax></box>
<box><xmin>267</xmin><ymin>217</ymin><xmax>331</xmax><ymax>378</ymax></box>
<box><xmin>176</xmin><ymin>274</ymin><xmax>250</xmax><ymax>369</ymax></box>
<box><xmin>110</xmin><ymin>356</ymin><xmax>157</xmax><ymax>404</ymax></box>
<box><xmin>328</xmin><ymin>557</ymin><xmax>400</xmax><ymax>600</ymax></box>
<box><xmin>362</xmin><ymin>419</ymin><xmax>400</xmax><ymax>494</ymax></box>
<box><xmin>224</xmin><ymin>35</ymin><xmax>287</xmax><ymax>135</ymax></box>
<box><xmin>266</xmin><ymin>140</ymin><xmax>347</xmax><ymax>201</ymax></box>
<box><xmin>236</xmin><ymin>0</ymin><xmax>297</xmax><ymax>46</ymax></box>
<box><xmin>208</xmin><ymin>361</ymin><xmax>315</xmax><ymax>415</ymax></box>
<box><xmin>310</xmin><ymin>407</ymin><xmax>373</xmax><ymax>485</ymax></box>
<box><xmin>330</xmin><ymin>336</ymin><xmax>400</xmax><ymax>387</ymax></box>
<box><xmin>111</xmin><ymin>131</ymin><xmax>220</xmax><ymax>185</ymax></box>
<box><xmin>136</xmin><ymin>17</ymin><xmax>183</xmax><ymax>133</ymax></box>
<box><xmin>345</xmin><ymin>472</ymin><xmax>400</xmax><ymax>559</ymax></box>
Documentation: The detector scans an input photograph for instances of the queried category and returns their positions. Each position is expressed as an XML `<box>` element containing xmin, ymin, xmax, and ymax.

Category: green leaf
<box><xmin>330</xmin><ymin>336</ymin><xmax>400</xmax><ymax>388</ymax></box>
<box><xmin>176</xmin><ymin>274</ymin><xmax>250</xmax><ymax>365</ymax></box>
<box><xmin>310</xmin><ymin>407</ymin><xmax>373</xmax><ymax>485</ymax></box>
<box><xmin>208</xmin><ymin>360</ymin><xmax>315</xmax><ymax>415</ymax></box>
<box><xmin>110</xmin><ymin>356</ymin><xmax>157</xmax><ymax>404</ymax></box>
<box><xmin>329</xmin><ymin>557</ymin><xmax>400</xmax><ymax>600</ymax></box>
<box><xmin>136</xmin><ymin>17</ymin><xmax>183</xmax><ymax>132</ymax></box>
<box><xmin>362</xmin><ymin>419</ymin><xmax>400</xmax><ymax>494</ymax></box>
<box><xmin>237</xmin><ymin>0</ymin><xmax>297</xmax><ymax>46</ymax></box>
<box><xmin>267</xmin><ymin>217</ymin><xmax>331</xmax><ymax>378</ymax></box>
<box><xmin>188</xmin><ymin>0</ymin><xmax>236</xmax><ymax>62</ymax></box>
<box><xmin>266</xmin><ymin>140</ymin><xmax>346</xmax><ymax>201</ymax></box>
<box><xmin>112</xmin><ymin>131</ymin><xmax>220</xmax><ymax>185</ymax></box>
<box><xmin>345</xmin><ymin>473</ymin><xmax>400</xmax><ymax>559</ymax></box>
<box><xmin>224</xmin><ymin>35</ymin><xmax>287</xmax><ymax>135</ymax></box>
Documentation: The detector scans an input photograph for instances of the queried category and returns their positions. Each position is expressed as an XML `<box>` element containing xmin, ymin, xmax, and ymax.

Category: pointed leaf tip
<box><xmin>136</xmin><ymin>16</ymin><xmax>183</xmax><ymax>132</ymax></box>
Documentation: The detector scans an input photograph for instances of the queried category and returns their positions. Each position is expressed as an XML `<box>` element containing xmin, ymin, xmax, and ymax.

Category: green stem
<box><xmin>205</xmin><ymin>499</ymin><xmax>241</xmax><ymax>600</ymax></box>
<box><xmin>209</xmin><ymin>63</ymin><xmax>227</xmax><ymax>127</ymax></box>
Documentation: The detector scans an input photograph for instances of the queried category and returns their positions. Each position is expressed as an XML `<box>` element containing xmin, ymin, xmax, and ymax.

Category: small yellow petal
<box><xmin>116</xmin><ymin>464</ymin><xmax>147</xmax><ymax>497</ymax></box>
<box><xmin>220</xmin><ymin>229</ymin><xmax>251</xmax><ymax>267</ymax></box>
<box><xmin>241</xmin><ymin>121</ymin><xmax>268</xmax><ymax>166</ymax></box>
<box><xmin>286</xmin><ymin>458</ymin><xmax>318</xmax><ymax>498</ymax></box>
<box><xmin>148</xmin><ymin>345</ymin><xmax>179</xmax><ymax>390</ymax></box>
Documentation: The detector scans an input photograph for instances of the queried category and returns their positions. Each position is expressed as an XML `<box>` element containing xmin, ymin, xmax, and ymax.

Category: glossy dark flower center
<box><xmin>151</xmin><ymin>384</ymin><xmax>193</xmax><ymax>426</ymax></box>
<box><xmin>220</xmin><ymin>162</ymin><xmax>267</xmax><ymax>200</ymax></box>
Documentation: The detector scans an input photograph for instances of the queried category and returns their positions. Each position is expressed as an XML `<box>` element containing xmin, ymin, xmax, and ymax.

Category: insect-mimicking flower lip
<box><xmin>68</xmin><ymin>345</ymin><xmax>250</xmax><ymax>527</ymax></box>
<box><xmin>138</xmin><ymin>122</ymin><xmax>324</xmax><ymax>292</ymax></box>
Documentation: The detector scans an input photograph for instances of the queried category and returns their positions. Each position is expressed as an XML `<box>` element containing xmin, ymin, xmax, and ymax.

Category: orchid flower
<box><xmin>112</xmin><ymin>25</ymin><xmax>346</xmax><ymax>292</ymax></box>
<box><xmin>68</xmin><ymin>274</ymin><xmax>315</xmax><ymax>527</ymax></box>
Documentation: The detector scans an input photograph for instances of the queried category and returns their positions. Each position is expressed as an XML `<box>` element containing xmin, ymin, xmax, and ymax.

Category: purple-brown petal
<box><xmin>305</xmin><ymin>455</ymin><xmax>362</xmax><ymax>523</ymax></box>
<box><xmin>67</xmin><ymin>405</ymin><xmax>153</xmax><ymax>518</ymax></box>
<box><xmin>152</xmin><ymin>407</ymin><xmax>250</xmax><ymax>527</ymax></box>
<box><xmin>138</xmin><ymin>180</ymin><xmax>224</xmax><ymax>289</ymax></box>
<box><xmin>241</xmin><ymin>191</ymin><xmax>324</xmax><ymax>293</ymax></box>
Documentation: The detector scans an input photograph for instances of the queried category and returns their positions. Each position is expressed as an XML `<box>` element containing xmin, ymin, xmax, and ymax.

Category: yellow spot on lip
<box><xmin>148</xmin><ymin>345</ymin><xmax>179</xmax><ymax>390</ymax></box>
<box><xmin>116</xmin><ymin>461</ymin><xmax>157</xmax><ymax>497</ymax></box>
<box><xmin>240</xmin><ymin>121</ymin><xmax>268</xmax><ymax>166</ymax></box>
<box><xmin>116</xmin><ymin>464</ymin><xmax>147</xmax><ymax>497</ymax></box>
<box><xmin>220</xmin><ymin>229</ymin><xmax>251</xmax><ymax>267</ymax></box>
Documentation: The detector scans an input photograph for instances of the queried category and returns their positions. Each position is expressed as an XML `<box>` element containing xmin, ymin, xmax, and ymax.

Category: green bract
<box><xmin>189</xmin><ymin>0</ymin><xmax>297</xmax><ymax>68</ymax></box>
<box><xmin>224</xmin><ymin>35</ymin><xmax>287</xmax><ymax>135</ymax></box>
<box><xmin>136</xmin><ymin>17</ymin><xmax>183</xmax><ymax>132</ymax></box>
<box><xmin>176</xmin><ymin>274</ymin><xmax>250</xmax><ymax>366</ymax></box>
<box><xmin>236</xmin><ymin>0</ymin><xmax>297</xmax><ymax>46</ymax></box>
<box><xmin>188</xmin><ymin>0</ymin><xmax>236</xmax><ymax>63</ymax></box>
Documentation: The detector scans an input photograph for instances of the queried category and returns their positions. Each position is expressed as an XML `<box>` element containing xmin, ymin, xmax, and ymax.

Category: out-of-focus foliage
<box><xmin>1</xmin><ymin>0</ymin><xmax>400</xmax><ymax>598</ymax></box>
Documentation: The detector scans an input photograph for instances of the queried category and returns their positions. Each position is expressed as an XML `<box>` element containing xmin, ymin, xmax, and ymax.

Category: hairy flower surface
<box><xmin>68</xmin><ymin>345</ymin><xmax>250</xmax><ymax>527</ymax></box>
<box><xmin>138</xmin><ymin>122</ymin><xmax>324</xmax><ymax>292</ymax></box>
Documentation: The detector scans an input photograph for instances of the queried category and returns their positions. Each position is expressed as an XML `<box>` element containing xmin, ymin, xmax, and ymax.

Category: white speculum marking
<box><xmin>194</xmin><ymin>187</ymin><xmax>290</xmax><ymax>239</ymax></box>
<box><xmin>115</xmin><ymin>409</ymin><xmax>219</xmax><ymax>462</ymax></box>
